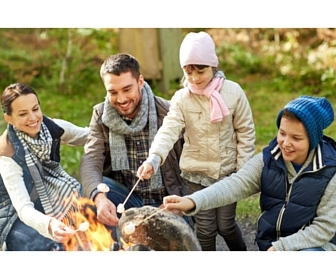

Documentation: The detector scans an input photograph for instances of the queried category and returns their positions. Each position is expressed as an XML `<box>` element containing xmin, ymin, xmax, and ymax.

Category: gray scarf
<box><xmin>102</xmin><ymin>81</ymin><xmax>162</xmax><ymax>190</ymax></box>
<box><xmin>14</xmin><ymin>123</ymin><xmax>81</xmax><ymax>221</ymax></box>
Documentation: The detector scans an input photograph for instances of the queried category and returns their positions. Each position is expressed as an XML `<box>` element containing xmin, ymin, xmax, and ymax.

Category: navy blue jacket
<box><xmin>257</xmin><ymin>136</ymin><xmax>336</xmax><ymax>251</ymax></box>
<box><xmin>0</xmin><ymin>117</ymin><xmax>64</xmax><ymax>247</ymax></box>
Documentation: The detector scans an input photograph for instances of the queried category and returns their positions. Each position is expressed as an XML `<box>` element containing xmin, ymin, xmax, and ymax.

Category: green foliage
<box><xmin>60</xmin><ymin>146</ymin><xmax>84</xmax><ymax>180</ymax></box>
<box><xmin>0</xmin><ymin>28</ymin><xmax>119</xmax><ymax>96</ymax></box>
<box><xmin>218</xmin><ymin>43</ymin><xmax>264</xmax><ymax>75</ymax></box>
<box><xmin>213</xmin><ymin>28</ymin><xmax>336</xmax><ymax>97</ymax></box>
<box><xmin>236</xmin><ymin>194</ymin><xmax>260</xmax><ymax>223</ymax></box>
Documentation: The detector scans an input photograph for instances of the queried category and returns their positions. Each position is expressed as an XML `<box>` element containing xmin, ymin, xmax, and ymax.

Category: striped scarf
<box><xmin>14</xmin><ymin>123</ymin><xmax>81</xmax><ymax>222</ymax></box>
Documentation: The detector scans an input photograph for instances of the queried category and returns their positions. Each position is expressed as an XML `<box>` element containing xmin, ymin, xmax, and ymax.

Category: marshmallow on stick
<box><xmin>117</xmin><ymin>203</ymin><xmax>125</xmax><ymax>214</ymax></box>
<box><xmin>76</xmin><ymin>221</ymin><xmax>90</xmax><ymax>232</ymax></box>
<box><xmin>123</xmin><ymin>207</ymin><xmax>167</xmax><ymax>235</ymax></box>
<box><xmin>124</xmin><ymin>222</ymin><xmax>136</xmax><ymax>235</ymax></box>
<box><xmin>117</xmin><ymin>178</ymin><xmax>141</xmax><ymax>214</ymax></box>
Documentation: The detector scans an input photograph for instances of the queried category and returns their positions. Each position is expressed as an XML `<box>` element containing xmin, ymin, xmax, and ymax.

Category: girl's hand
<box><xmin>137</xmin><ymin>162</ymin><xmax>154</xmax><ymax>180</ymax></box>
<box><xmin>163</xmin><ymin>195</ymin><xmax>196</xmax><ymax>212</ymax></box>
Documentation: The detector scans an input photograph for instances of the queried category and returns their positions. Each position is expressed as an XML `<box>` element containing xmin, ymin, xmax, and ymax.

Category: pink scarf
<box><xmin>188</xmin><ymin>77</ymin><xmax>230</xmax><ymax>122</ymax></box>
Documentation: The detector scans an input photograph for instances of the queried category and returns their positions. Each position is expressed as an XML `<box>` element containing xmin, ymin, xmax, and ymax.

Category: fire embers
<box><xmin>119</xmin><ymin>206</ymin><xmax>201</xmax><ymax>251</ymax></box>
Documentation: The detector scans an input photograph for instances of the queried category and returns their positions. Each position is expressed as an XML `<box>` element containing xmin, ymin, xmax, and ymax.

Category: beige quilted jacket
<box><xmin>149</xmin><ymin>79</ymin><xmax>255</xmax><ymax>181</ymax></box>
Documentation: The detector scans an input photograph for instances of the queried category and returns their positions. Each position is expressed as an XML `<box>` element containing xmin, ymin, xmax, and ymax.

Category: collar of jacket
<box><xmin>268</xmin><ymin>135</ymin><xmax>336</xmax><ymax>172</ymax></box>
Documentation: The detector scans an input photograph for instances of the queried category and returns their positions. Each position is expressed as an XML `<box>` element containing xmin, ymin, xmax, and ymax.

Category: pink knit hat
<box><xmin>179</xmin><ymin>31</ymin><xmax>219</xmax><ymax>68</ymax></box>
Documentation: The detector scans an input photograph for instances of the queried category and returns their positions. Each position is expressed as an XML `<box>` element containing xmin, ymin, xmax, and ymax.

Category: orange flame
<box><xmin>62</xmin><ymin>196</ymin><xmax>115</xmax><ymax>251</ymax></box>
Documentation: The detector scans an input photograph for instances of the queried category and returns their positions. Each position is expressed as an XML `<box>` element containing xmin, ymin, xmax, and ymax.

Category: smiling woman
<box><xmin>3</xmin><ymin>89</ymin><xmax>43</xmax><ymax>138</ymax></box>
<box><xmin>0</xmin><ymin>83</ymin><xmax>91</xmax><ymax>251</ymax></box>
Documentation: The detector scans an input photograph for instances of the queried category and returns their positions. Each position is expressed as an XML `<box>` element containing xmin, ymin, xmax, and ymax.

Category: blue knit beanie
<box><xmin>276</xmin><ymin>95</ymin><xmax>334</xmax><ymax>150</ymax></box>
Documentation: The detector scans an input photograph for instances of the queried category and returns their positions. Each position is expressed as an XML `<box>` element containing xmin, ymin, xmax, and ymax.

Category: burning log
<box><xmin>119</xmin><ymin>206</ymin><xmax>201</xmax><ymax>251</ymax></box>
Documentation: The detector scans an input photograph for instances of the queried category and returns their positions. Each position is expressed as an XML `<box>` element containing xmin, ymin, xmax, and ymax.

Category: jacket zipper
<box><xmin>275</xmin><ymin>179</ymin><xmax>292</xmax><ymax>240</ymax></box>
<box><xmin>274</xmin><ymin>166</ymin><xmax>325</xmax><ymax>240</ymax></box>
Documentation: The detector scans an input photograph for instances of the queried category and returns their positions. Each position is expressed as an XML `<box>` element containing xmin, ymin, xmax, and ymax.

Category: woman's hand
<box><xmin>48</xmin><ymin>218</ymin><xmax>73</xmax><ymax>243</ymax></box>
<box><xmin>137</xmin><ymin>162</ymin><xmax>154</xmax><ymax>180</ymax></box>
<box><xmin>163</xmin><ymin>195</ymin><xmax>196</xmax><ymax>212</ymax></box>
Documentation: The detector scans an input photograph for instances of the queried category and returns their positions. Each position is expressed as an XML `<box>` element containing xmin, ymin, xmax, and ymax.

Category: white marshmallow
<box><xmin>117</xmin><ymin>203</ymin><xmax>125</xmax><ymax>214</ymax></box>
<box><xmin>78</xmin><ymin>221</ymin><xmax>90</xmax><ymax>232</ymax></box>
<box><xmin>124</xmin><ymin>222</ymin><xmax>136</xmax><ymax>235</ymax></box>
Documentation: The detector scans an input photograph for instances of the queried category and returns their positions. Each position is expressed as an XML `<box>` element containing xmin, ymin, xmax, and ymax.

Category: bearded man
<box><xmin>80</xmin><ymin>53</ymin><xmax>189</xmax><ymax>229</ymax></box>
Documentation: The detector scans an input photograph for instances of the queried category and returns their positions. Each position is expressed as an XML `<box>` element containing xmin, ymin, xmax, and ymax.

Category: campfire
<box><xmin>62</xmin><ymin>197</ymin><xmax>118</xmax><ymax>251</ymax></box>
<box><xmin>62</xmin><ymin>197</ymin><xmax>201</xmax><ymax>251</ymax></box>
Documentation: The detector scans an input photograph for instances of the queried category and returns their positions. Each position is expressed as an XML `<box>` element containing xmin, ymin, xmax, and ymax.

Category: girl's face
<box><xmin>183</xmin><ymin>65</ymin><xmax>214</xmax><ymax>90</ymax></box>
<box><xmin>4</xmin><ymin>93</ymin><xmax>43</xmax><ymax>138</ymax></box>
<box><xmin>277</xmin><ymin>116</ymin><xmax>310</xmax><ymax>165</ymax></box>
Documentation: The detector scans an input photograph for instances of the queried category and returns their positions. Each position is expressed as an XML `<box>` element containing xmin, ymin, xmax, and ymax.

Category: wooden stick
<box><xmin>138</xmin><ymin>207</ymin><xmax>167</xmax><ymax>225</ymax></box>
<box><xmin>122</xmin><ymin>178</ymin><xmax>141</xmax><ymax>205</ymax></box>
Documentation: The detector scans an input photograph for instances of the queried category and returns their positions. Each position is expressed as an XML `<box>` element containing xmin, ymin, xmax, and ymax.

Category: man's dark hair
<box><xmin>100</xmin><ymin>53</ymin><xmax>141</xmax><ymax>80</ymax></box>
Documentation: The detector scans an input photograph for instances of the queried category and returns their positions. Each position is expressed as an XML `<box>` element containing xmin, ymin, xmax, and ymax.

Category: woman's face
<box><xmin>4</xmin><ymin>93</ymin><xmax>43</xmax><ymax>138</ymax></box>
<box><xmin>183</xmin><ymin>66</ymin><xmax>214</xmax><ymax>90</ymax></box>
<box><xmin>277</xmin><ymin>116</ymin><xmax>310</xmax><ymax>165</ymax></box>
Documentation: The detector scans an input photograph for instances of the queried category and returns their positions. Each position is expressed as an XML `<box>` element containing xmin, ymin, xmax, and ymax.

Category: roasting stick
<box><xmin>139</xmin><ymin>207</ymin><xmax>167</xmax><ymax>225</ymax></box>
<box><xmin>117</xmin><ymin>178</ymin><xmax>141</xmax><ymax>213</ymax></box>
<box><xmin>65</xmin><ymin>221</ymin><xmax>90</xmax><ymax>235</ymax></box>
<box><xmin>123</xmin><ymin>178</ymin><xmax>141</xmax><ymax>205</ymax></box>
<box><xmin>123</xmin><ymin>207</ymin><xmax>167</xmax><ymax>235</ymax></box>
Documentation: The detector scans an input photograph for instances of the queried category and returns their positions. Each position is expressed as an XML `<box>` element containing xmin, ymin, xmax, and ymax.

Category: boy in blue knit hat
<box><xmin>163</xmin><ymin>95</ymin><xmax>336</xmax><ymax>251</ymax></box>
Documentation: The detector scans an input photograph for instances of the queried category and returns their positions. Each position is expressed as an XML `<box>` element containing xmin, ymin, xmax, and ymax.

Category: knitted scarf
<box><xmin>14</xmin><ymin>123</ymin><xmax>81</xmax><ymax>221</ymax></box>
<box><xmin>185</xmin><ymin>70</ymin><xmax>230</xmax><ymax>123</ymax></box>
<box><xmin>101</xmin><ymin>81</ymin><xmax>162</xmax><ymax>190</ymax></box>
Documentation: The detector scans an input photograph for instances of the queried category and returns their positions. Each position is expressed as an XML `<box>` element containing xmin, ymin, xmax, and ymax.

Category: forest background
<box><xmin>0</xmin><ymin>28</ymin><xmax>335</xmax><ymax>224</ymax></box>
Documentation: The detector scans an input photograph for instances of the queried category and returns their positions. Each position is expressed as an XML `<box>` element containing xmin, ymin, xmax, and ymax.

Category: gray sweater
<box><xmin>186</xmin><ymin>152</ymin><xmax>336</xmax><ymax>251</ymax></box>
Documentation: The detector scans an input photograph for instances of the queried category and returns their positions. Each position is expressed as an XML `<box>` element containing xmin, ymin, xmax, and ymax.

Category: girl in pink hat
<box><xmin>137</xmin><ymin>31</ymin><xmax>255</xmax><ymax>251</ymax></box>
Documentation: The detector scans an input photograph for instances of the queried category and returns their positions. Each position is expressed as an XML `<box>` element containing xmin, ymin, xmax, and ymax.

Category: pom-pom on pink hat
<box><xmin>179</xmin><ymin>31</ymin><xmax>219</xmax><ymax>68</ymax></box>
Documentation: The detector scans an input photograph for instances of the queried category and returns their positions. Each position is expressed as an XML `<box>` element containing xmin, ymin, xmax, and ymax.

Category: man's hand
<box><xmin>94</xmin><ymin>193</ymin><xmax>119</xmax><ymax>226</ymax></box>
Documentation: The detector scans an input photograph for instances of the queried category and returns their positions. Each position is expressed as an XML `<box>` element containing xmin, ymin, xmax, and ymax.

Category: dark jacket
<box><xmin>257</xmin><ymin>136</ymin><xmax>336</xmax><ymax>251</ymax></box>
<box><xmin>0</xmin><ymin>117</ymin><xmax>64</xmax><ymax>247</ymax></box>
